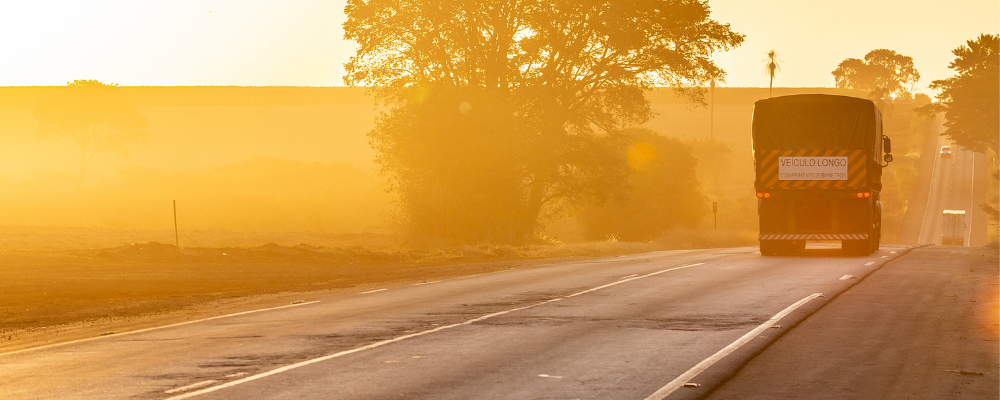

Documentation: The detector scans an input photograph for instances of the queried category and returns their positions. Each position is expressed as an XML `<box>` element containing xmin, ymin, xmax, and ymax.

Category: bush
<box><xmin>579</xmin><ymin>129</ymin><xmax>708</xmax><ymax>241</ymax></box>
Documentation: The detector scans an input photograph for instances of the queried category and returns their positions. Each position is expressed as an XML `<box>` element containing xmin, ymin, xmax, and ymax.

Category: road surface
<box><xmin>705</xmin><ymin>245</ymin><xmax>998</xmax><ymax>400</ymax></box>
<box><xmin>916</xmin><ymin>131</ymin><xmax>989</xmax><ymax>246</ymax></box>
<box><xmin>4</xmin><ymin>242</ymin><xmax>995</xmax><ymax>400</ymax></box>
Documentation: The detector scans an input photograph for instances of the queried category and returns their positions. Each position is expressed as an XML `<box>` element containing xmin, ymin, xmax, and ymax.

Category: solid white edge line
<box><xmin>164</xmin><ymin>380</ymin><xmax>218</xmax><ymax>394</ymax></box>
<box><xmin>359</xmin><ymin>288</ymin><xmax>388</xmax><ymax>294</ymax></box>
<box><xmin>917</xmin><ymin>117</ymin><xmax>945</xmax><ymax>243</ymax></box>
<box><xmin>643</xmin><ymin>292</ymin><xmax>823</xmax><ymax>400</ymax></box>
<box><xmin>967</xmin><ymin>151</ymin><xmax>975</xmax><ymax>247</ymax></box>
<box><xmin>164</xmin><ymin>262</ymin><xmax>706</xmax><ymax>400</ymax></box>
<box><xmin>0</xmin><ymin>301</ymin><xmax>320</xmax><ymax>358</ymax></box>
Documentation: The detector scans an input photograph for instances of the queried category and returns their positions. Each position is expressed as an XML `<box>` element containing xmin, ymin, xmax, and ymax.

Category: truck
<box><xmin>941</xmin><ymin>210</ymin><xmax>966</xmax><ymax>245</ymax></box>
<box><xmin>752</xmin><ymin>95</ymin><xmax>892</xmax><ymax>256</ymax></box>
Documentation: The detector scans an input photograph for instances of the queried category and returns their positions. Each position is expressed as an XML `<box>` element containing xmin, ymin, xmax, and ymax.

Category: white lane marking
<box><xmin>538</xmin><ymin>374</ymin><xmax>563</xmax><ymax>379</ymax></box>
<box><xmin>643</xmin><ymin>293</ymin><xmax>823</xmax><ymax>400</ymax></box>
<box><xmin>413</xmin><ymin>281</ymin><xmax>441</xmax><ymax>286</ymax></box>
<box><xmin>456</xmin><ymin>274</ymin><xmax>483</xmax><ymax>279</ymax></box>
<box><xmin>839</xmin><ymin>275</ymin><xmax>853</xmax><ymax>280</ymax></box>
<box><xmin>359</xmin><ymin>289</ymin><xmax>387</xmax><ymax>295</ymax></box>
<box><xmin>621</xmin><ymin>274</ymin><xmax>639</xmax><ymax>279</ymax></box>
<box><xmin>890</xmin><ymin>251</ymin><xmax>897</xmax><ymax>254</ymax></box>
<box><xmin>0</xmin><ymin>301</ymin><xmax>320</xmax><ymax>358</ymax></box>
<box><xmin>165</xmin><ymin>262</ymin><xmax>705</xmax><ymax>400</ymax></box>
<box><xmin>880</xmin><ymin>256</ymin><xmax>889</xmax><ymax>259</ymax></box>
<box><xmin>164</xmin><ymin>380</ymin><xmax>218</xmax><ymax>394</ymax></box>
<box><xmin>865</xmin><ymin>261</ymin><xmax>875</xmax><ymax>266</ymax></box>
<box><xmin>225</xmin><ymin>372</ymin><xmax>247</xmax><ymax>378</ymax></box>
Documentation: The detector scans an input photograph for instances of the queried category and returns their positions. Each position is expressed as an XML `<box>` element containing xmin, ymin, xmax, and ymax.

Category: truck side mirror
<box><xmin>883</xmin><ymin>136</ymin><xmax>892</xmax><ymax>154</ymax></box>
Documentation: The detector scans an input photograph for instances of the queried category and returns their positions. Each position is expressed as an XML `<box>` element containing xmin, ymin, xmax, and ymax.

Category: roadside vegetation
<box><xmin>1</xmin><ymin>4</ymin><xmax>995</xmax><ymax>342</ymax></box>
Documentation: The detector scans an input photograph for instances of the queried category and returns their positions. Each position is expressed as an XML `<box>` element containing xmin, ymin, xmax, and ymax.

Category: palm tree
<box><xmin>763</xmin><ymin>50</ymin><xmax>781</xmax><ymax>97</ymax></box>
<box><xmin>708</xmin><ymin>72</ymin><xmax>726</xmax><ymax>140</ymax></box>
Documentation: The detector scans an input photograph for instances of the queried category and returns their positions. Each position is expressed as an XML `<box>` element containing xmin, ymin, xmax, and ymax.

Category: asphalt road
<box><xmin>3</xmin><ymin>244</ymin><xmax>955</xmax><ymax>400</ymax></box>
<box><xmin>917</xmin><ymin>132</ymin><xmax>988</xmax><ymax>246</ymax></box>
<box><xmin>705</xmin><ymin>245</ymin><xmax>998</xmax><ymax>400</ymax></box>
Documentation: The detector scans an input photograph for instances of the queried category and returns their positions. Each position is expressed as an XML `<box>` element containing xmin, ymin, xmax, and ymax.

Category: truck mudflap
<box><xmin>759</xmin><ymin>233</ymin><xmax>869</xmax><ymax>240</ymax></box>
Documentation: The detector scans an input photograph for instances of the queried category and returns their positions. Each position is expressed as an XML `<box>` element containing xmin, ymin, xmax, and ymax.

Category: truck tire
<box><xmin>790</xmin><ymin>240</ymin><xmax>806</xmax><ymax>253</ymax></box>
<box><xmin>760</xmin><ymin>240</ymin><xmax>784</xmax><ymax>256</ymax></box>
<box><xmin>842</xmin><ymin>239</ymin><xmax>871</xmax><ymax>256</ymax></box>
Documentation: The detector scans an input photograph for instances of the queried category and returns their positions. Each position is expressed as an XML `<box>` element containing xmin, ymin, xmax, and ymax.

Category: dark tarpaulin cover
<box><xmin>752</xmin><ymin>94</ymin><xmax>882</xmax><ymax>190</ymax></box>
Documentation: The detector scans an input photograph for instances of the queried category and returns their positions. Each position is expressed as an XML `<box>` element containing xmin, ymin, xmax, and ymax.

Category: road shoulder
<box><xmin>704</xmin><ymin>246</ymin><xmax>999</xmax><ymax>400</ymax></box>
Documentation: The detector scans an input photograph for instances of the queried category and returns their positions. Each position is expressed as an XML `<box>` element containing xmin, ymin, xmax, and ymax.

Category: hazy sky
<box><xmin>1</xmin><ymin>0</ymin><xmax>996</xmax><ymax>92</ymax></box>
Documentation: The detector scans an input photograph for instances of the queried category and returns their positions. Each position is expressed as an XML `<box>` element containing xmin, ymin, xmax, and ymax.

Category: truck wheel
<box><xmin>791</xmin><ymin>240</ymin><xmax>806</xmax><ymax>252</ymax></box>
<box><xmin>760</xmin><ymin>240</ymin><xmax>784</xmax><ymax>256</ymax></box>
<box><xmin>842</xmin><ymin>239</ymin><xmax>871</xmax><ymax>256</ymax></box>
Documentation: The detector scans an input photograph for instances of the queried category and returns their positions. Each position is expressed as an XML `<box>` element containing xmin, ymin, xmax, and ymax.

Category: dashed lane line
<box><xmin>164</xmin><ymin>262</ymin><xmax>705</xmax><ymax>400</ymax></box>
<box><xmin>165</xmin><ymin>380</ymin><xmax>217</xmax><ymax>394</ymax></box>
<box><xmin>359</xmin><ymin>288</ymin><xmax>388</xmax><ymax>295</ymax></box>
<box><xmin>0</xmin><ymin>301</ymin><xmax>320</xmax><ymax>358</ymax></box>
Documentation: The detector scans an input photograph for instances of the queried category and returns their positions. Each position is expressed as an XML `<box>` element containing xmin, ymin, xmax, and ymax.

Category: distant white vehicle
<box><xmin>941</xmin><ymin>210</ymin><xmax>966</xmax><ymax>245</ymax></box>
<box><xmin>940</xmin><ymin>145</ymin><xmax>952</xmax><ymax>158</ymax></box>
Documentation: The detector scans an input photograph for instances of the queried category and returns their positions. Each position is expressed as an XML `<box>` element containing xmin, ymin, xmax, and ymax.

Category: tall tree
<box><xmin>708</xmin><ymin>70</ymin><xmax>725</xmax><ymax>139</ymax></box>
<box><xmin>579</xmin><ymin>128</ymin><xmax>707</xmax><ymax>241</ymax></box>
<box><xmin>831</xmin><ymin>49</ymin><xmax>920</xmax><ymax>115</ymax></box>
<box><xmin>917</xmin><ymin>34</ymin><xmax>998</xmax><ymax>155</ymax></box>
<box><xmin>344</xmin><ymin>0</ymin><xmax>743</xmax><ymax>243</ymax></box>
<box><xmin>33</xmin><ymin>80</ymin><xmax>148</xmax><ymax>183</ymax></box>
<box><xmin>763</xmin><ymin>50</ymin><xmax>780</xmax><ymax>97</ymax></box>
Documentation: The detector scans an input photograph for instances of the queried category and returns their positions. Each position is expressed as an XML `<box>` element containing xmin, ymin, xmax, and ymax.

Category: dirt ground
<box><xmin>0</xmin><ymin>239</ymin><xmax>676</xmax><ymax>354</ymax></box>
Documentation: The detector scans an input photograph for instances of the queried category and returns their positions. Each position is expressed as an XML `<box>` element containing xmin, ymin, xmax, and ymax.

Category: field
<box><xmin>2</xmin><ymin>85</ymin><xmax>935</xmax><ymax>351</ymax></box>
<box><xmin>0</xmin><ymin>86</ymin><xmax>870</xmax><ymax>236</ymax></box>
<box><xmin>0</xmin><ymin>224</ymin><xmax>761</xmax><ymax>353</ymax></box>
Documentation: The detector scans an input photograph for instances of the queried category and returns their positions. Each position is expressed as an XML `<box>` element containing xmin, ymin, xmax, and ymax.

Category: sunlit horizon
<box><xmin>1</xmin><ymin>0</ymin><xmax>996</xmax><ymax>93</ymax></box>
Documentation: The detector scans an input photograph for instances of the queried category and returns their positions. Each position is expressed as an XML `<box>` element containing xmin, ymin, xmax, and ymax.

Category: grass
<box><xmin>0</xmin><ymin>225</ymin><xmax>756</xmax><ymax>341</ymax></box>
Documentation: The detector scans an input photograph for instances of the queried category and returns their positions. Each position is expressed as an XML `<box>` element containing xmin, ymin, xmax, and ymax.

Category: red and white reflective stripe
<box><xmin>758</xmin><ymin>233</ymin><xmax>869</xmax><ymax>240</ymax></box>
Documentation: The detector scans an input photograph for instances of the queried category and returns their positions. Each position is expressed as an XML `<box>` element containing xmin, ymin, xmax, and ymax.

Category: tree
<box><xmin>344</xmin><ymin>0</ymin><xmax>743</xmax><ymax>243</ymax></box>
<box><xmin>917</xmin><ymin>34</ymin><xmax>998</xmax><ymax>155</ymax></box>
<box><xmin>831</xmin><ymin>49</ymin><xmax>920</xmax><ymax>115</ymax></box>
<box><xmin>33</xmin><ymin>80</ymin><xmax>148</xmax><ymax>183</ymax></box>
<box><xmin>579</xmin><ymin>128</ymin><xmax>707</xmax><ymax>241</ymax></box>
<box><xmin>763</xmin><ymin>50</ymin><xmax>781</xmax><ymax>97</ymax></box>
<box><xmin>708</xmin><ymin>70</ymin><xmax>725</xmax><ymax>139</ymax></box>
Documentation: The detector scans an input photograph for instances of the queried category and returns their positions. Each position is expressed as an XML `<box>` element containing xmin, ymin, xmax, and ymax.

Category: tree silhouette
<box><xmin>344</xmin><ymin>0</ymin><xmax>743</xmax><ymax>243</ymax></box>
<box><xmin>917</xmin><ymin>34</ymin><xmax>998</xmax><ymax>155</ymax></box>
<box><xmin>832</xmin><ymin>49</ymin><xmax>920</xmax><ymax>115</ymax></box>
<box><xmin>707</xmin><ymin>70</ymin><xmax>726</xmax><ymax>139</ymax></box>
<box><xmin>579</xmin><ymin>128</ymin><xmax>707</xmax><ymax>241</ymax></box>
<box><xmin>33</xmin><ymin>80</ymin><xmax>148</xmax><ymax>183</ymax></box>
<box><xmin>763</xmin><ymin>50</ymin><xmax>781</xmax><ymax>97</ymax></box>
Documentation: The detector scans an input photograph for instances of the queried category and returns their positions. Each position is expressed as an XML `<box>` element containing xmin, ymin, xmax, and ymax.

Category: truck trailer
<box><xmin>752</xmin><ymin>95</ymin><xmax>892</xmax><ymax>256</ymax></box>
<box><xmin>941</xmin><ymin>210</ymin><xmax>966</xmax><ymax>246</ymax></box>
